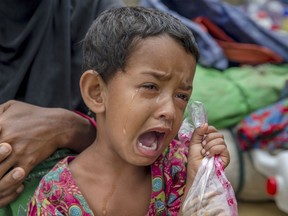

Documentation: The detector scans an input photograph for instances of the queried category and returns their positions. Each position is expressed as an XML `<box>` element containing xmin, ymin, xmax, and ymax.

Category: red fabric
<box><xmin>74</xmin><ymin>111</ymin><xmax>96</xmax><ymax>128</ymax></box>
<box><xmin>194</xmin><ymin>16</ymin><xmax>283</xmax><ymax>65</ymax></box>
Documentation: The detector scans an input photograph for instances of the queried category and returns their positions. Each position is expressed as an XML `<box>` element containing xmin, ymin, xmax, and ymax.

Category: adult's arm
<box><xmin>0</xmin><ymin>100</ymin><xmax>96</xmax><ymax>207</ymax></box>
<box><xmin>0</xmin><ymin>0</ymin><xmax>125</xmax><ymax>207</ymax></box>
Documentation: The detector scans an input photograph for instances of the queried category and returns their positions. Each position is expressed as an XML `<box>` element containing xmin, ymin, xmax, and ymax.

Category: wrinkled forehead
<box><xmin>127</xmin><ymin>35</ymin><xmax>196</xmax><ymax>71</ymax></box>
<box><xmin>119</xmin><ymin>35</ymin><xmax>196</xmax><ymax>86</ymax></box>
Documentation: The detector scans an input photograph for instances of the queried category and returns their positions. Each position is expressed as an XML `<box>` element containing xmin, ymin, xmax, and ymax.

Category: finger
<box><xmin>0</xmin><ymin>167</ymin><xmax>25</xmax><ymax>197</ymax></box>
<box><xmin>202</xmin><ymin>134</ymin><xmax>225</xmax><ymax>148</ymax></box>
<box><xmin>203</xmin><ymin>144</ymin><xmax>227</xmax><ymax>158</ymax></box>
<box><xmin>0</xmin><ymin>168</ymin><xmax>25</xmax><ymax>207</ymax></box>
<box><xmin>201</xmin><ymin>132</ymin><xmax>225</xmax><ymax>153</ymax></box>
<box><xmin>0</xmin><ymin>155</ymin><xmax>16</xmax><ymax>179</ymax></box>
<box><xmin>0</xmin><ymin>190</ymin><xmax>22</xmax><ymax>208</ymax></box>
<box><xmin>202</xmin><ymin>135</ymin><xmax>225</xmax><ymax>152</ymax></box>
<box><xmin>0</xmin><ymin>143</ymin><xmax>12</xmax><ymax>162</ymax></box>
<box><xmin>207</xmin><ymin>125</ymin><xmax>218</xmax><ymax>133</ymax></box>
<box><xmin>0</xmin><ymin>183</ymin><xmax>24</xmax><ymax>208</ymax></box>
<box><xmin>204</xmin><ymin>130</ymin><xmax>224</xmax><ymax>142</ymax></box>
<box><xmin>189</xmin><ymin>123</ymin><xmax>208</xmax><ymax>144</ymax></box>
<box><xmin>0</xmin><ymin>182</ymin><xmax>24</xmax><ymax>199</ymax></box>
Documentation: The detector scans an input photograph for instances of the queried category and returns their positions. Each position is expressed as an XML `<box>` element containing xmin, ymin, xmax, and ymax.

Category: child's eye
<box><xmin>176</xmin><ymin>93</ymin><xmax>190</xmax><ymax>102</ymax></box>
<box><xmin>142</xmin><ymin>83</ymin><xmax>158</xmax><ymax>91</ymax></box>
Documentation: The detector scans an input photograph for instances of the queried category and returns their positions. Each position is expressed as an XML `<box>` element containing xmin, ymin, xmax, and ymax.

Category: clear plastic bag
<box><xmin>178</xmin><ymin>101</ymin><xmax>208</xmax><ymax>144</ymax></box>
<box><xmin>179</xmin><ymin>101</ymin><xmax>238</xmax><ymax>216</ymax></box>
<box><xmin>182</xmin><ymin>155</ymin><xmax>238</xmax><ymax>216</ymax></box>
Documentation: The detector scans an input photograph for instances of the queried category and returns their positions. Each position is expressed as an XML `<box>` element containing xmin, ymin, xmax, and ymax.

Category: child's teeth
<box><xmin>139</xmin><ymin>141</ymin><xmax>157</xmax><ymax>151</ymax></box>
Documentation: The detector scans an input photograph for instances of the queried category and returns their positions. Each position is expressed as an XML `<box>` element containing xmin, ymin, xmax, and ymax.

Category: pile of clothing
<box><xmin>140</xmin><ymin>0</ymin><xmax>288</xmax><ymax>204</ymax></box>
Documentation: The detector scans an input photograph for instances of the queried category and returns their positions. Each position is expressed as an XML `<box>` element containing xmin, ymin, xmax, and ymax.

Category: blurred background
<box><xmin>124</xmin><ymin>0</ymin><xmax>288</xmax><ymax>215</ymax></box>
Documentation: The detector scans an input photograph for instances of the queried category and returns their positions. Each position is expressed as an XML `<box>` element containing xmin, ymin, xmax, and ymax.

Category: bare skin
<box><xmin>70</xmin><ymin>144</ymin><xmax>152</xmax><ymax>216</ymax></box>
<box><xmin>66</xmin><ymin>35</ymin><xmax>229</xmax><ymax>215</ymax></box>
<box><xmin>0</xmin><ymin>100</ymin><xmax>96</xmax><ymax>207</ymax></box>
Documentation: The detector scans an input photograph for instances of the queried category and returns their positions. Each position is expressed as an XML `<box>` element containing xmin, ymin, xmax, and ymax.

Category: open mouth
<box><xmin>137</xmin><ymin>131</ymin><xmax>165</xmax><ymax>153</ymax></box>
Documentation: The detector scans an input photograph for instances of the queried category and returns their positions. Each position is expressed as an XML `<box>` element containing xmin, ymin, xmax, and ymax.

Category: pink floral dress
<box><xmin>28</xmin><ymin>139</ymin><xmax>188</xmax><ymax>216</ymax></box>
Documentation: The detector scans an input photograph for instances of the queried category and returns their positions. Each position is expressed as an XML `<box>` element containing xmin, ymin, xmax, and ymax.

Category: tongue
<box><xmin>138</xmin><ymin>132</ymin><xmax>157</xmax><ymax>147</ymax></box>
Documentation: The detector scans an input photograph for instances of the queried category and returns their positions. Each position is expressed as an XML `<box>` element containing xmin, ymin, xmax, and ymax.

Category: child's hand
<box><xmin>187</xmin><ymin>123</ymin><xmax>230</xmax><ymax>181</ymax></box>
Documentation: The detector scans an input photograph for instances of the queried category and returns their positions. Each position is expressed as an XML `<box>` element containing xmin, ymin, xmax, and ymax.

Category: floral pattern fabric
<box><xmin>28</xmin><ymin>139</ymin><xmax>188</xmax><ymax>216</ymax></box>
<box><xmin>237</xmin><ymin>98</ymin><xmax>288</xmax><ymax>151</ymax></box>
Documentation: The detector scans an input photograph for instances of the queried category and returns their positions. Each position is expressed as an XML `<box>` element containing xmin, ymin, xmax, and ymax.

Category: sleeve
<box><xmin>164</xmin><ymin>140</ymin><xmax>188</xmax><ymax>215</ymax></box>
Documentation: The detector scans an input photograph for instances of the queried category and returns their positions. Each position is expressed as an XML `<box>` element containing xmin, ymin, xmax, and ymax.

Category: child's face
<box><xmin>98</xmin><ymin>35</ymin><xmax>196</xmax><ymax>166</ymax></box>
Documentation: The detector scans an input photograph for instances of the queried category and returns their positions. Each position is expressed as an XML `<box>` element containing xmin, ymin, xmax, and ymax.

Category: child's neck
<box><xmin>69</xmin><ymin>143</ymin><xmax>152</xmax><ymax>215</ymax></box>
<box><xmin>71</xmin><ymin>140</ymin><xmax>150</xmax><ymax>181</ymax></box>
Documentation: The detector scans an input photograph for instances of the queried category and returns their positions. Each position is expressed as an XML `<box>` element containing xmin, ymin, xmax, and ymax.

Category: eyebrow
<box><xmin>141</xmin><ymin>71</ymin><xmax>193</xmax><ymax>91</ymax></box>
<box><xmin>141</xmin><ymin>70</ymin><xmax>171</xmax><ymax>80</ymax></box>
<box><xmin>180</xmin><ymin>85</ymin><xmax>193</xmax><ymax>91</ymax></box>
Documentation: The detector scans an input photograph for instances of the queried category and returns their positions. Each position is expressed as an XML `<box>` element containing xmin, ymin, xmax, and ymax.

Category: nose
<box><xmin>155</xmin><ymin>96</ymin><xmax>176</xmax><ymax>123</ymax></box>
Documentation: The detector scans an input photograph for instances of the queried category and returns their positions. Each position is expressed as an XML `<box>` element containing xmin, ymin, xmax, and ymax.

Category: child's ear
<box><xmin>80</xmin><ymin>70</ymin><xmax>106</xmax><ymax>113</ymax></box>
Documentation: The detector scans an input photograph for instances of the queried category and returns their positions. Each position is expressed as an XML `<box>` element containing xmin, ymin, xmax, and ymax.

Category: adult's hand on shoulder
<box><xmin>0</xmin><ymin>100</ymin><xmax>96</xmax><ymax>206</ymax></box>
<box><xmin>0</xmin><ymin>100</ymin><xmax>60</xmax><ymax>207</ymax></box>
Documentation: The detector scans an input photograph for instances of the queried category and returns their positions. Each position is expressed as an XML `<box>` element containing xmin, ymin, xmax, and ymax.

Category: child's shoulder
<box><xmin>39</xmin><ymin>156</ymin><xmax>75</xmax><ymax>190</ymax></box>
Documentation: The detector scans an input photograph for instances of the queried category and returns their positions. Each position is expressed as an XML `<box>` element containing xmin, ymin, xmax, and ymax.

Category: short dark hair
<box><xmin>83</xmin><ymin>6</ymin><xmax>199</xmax><ymax>82</ymax></box>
